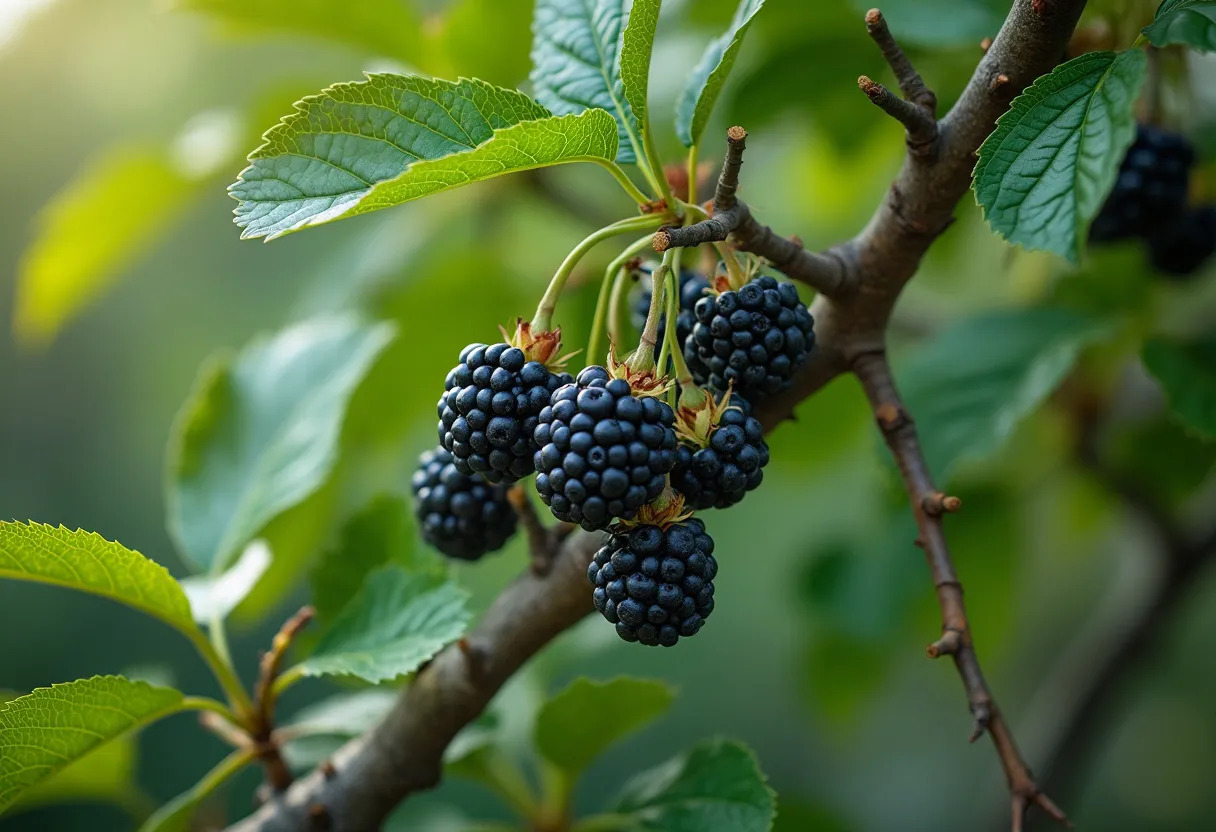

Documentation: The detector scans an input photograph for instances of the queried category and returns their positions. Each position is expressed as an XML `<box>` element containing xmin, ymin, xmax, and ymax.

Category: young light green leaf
<box><xmin>0</xmin><ymin>676</ymin><xmax>185</xmax><ymax>815</ymax></box>
<box><xmin>231</xmin><ymin>75</ymin><xmax>618</xmax><ymax>240</ymax></box>
<box><xmin>613</xmin><ymin>739</ymin><xmax>776</xmax><ymax>832</ymax></box>
<box><xmin>293</xmin><ymin>566</ymin><xmax>470</xmax><ymax>683</ymax></box>
<box><xmin>973</xmin><ymin>50</ymin><xmax>1147</xmax><ymax>263</ymax></box>
<box><xmin>1143</xmin><ymin>0</ymin><xmax>1216</xmax><ymax>51</ymax></box>
<box><xmin>676</xmin><ymin>0</ymin><xmax>766</xmax><ymax>148</ymax></box>
<box><xmin>620</xmin><ymin>0</ymin><xmax>662</xmax><ymax>125</ymax></box>
<box><xmin>530</xmin><ymin>0</ymin><xmax>638</xmax><ymax>163</ymax></box>
<box><xmin>899</xmin><ymin>307</ymin><xmax>1110</xmax><ymax>480</ymax></box>
<box><xmin>535</xmin><ymin>677</ymin><xmax>674</xmax><ymax>776</ymax></box>
<box><xmin>13</xmin><ymin>146</ymin><xmax>196</xmax><ymax>347</ymax></box>
<box><xmin>1142</xmin><ymin>337</ymin><xmax>1216</xmax><ymax>439</ymax></box>
<box><xmin>167</xmin><ymin>315</ymin><xmax>395</xmax><ymax>573</ymax></box>
<box><xmin>179</xmin><ymin>539</ymin><xmax>272</xmax><ymax>623</ymax></box>
<box><xmin>0</xmin><ymin>522</ymin><xmax>198</xmax><ymax>638</ymax></box>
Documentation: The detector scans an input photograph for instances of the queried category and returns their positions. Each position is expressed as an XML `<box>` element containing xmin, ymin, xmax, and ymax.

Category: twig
<box><xmin>857</xmin><ymin>75</ymin><xmax>938</xmax><ymax>152</ymax></box>
<box><xmin>252</xmin><ymin>606</ymin><xmax>315</xmax><ymax>793</ymax></box>
<box><xmin>853</xmin><ymin>351</ymin><xmax>1070</xmax><ymax>832</ymax></box>
<box><xmin>864</xmin><ymin>8</ymin><xmax>937</xmax><ymax>112</ymax></box>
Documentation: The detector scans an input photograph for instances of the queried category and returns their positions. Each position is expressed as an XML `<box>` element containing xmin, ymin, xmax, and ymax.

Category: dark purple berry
<box><xmin>410</xmin><ymin>447</ymin><xmax>516</xmax><ymax>560</ymax></box>
<box><xmin>671</xmin><ymin>394</ymin><xmax>769</xmax><ymax>510</ymax></box>
<box><xmin>1091</xmin><ymin>125</ymin><xmax>1195</xmax><ymax>243</ymax></box>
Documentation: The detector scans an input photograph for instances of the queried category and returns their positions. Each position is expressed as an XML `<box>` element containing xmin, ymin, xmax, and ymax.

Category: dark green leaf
<box><xmin>1142</xmin><ymin>337</ymin><xmax>1216</xmax><ymax>439</ymax></box>
<box><xmin>1143</xmin><ymin>0</ymin><xmax>1216</xmax><ymax>51</ymax></box>
<box><xmin>676</xmin><ymin>0</ymin><xmax>765</xmax><ymax>147</ymax></box>
<box><xmin>535</xmin><ymin>677</ymin><xmax>674</xmax><ymax>775</ymax></box>
<box><xmin>620</xmin><ymin>0</ymin><xmax>662</xmax><ymax>125</ymax></box>
<box><xmin>973</xmin><ymin>50</ymin><xmax>1147</xmax><ymax>262</ymax></box>
<box><xmin>613</xmin><ymin>739</ymin><xmax>776</xmax><ymax>832</ymax></box>
<box><xmin>530</xmin><ymin>0</ymin><xmax>638</xmax><ymax>163</ymax></box>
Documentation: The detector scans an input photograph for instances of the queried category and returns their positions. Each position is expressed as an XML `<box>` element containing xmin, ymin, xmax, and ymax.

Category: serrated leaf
<box><xmin>535</xmin><ymin>677</ymin><xmax>674</xmax><ymax>776</ymax></box>
<box><xmin>1142</xmin><ymin>337</ymin><xmax>1216</xmax><ymax>439</ymax></box>
<box><xmin>530</xmin><ymin>0</ymin><xmax>638</xmax><ymax>163</ymax></box>
<box><xmin>613</xmin><ymin>739</ymin><xmax>776</xmax><ymax>832</ymax></box>
<box><xmin>231</xmin><ymin>75</ymin><xmax>618</xmax><ymax>240</ymax></box>
<box><xmin>676</xmin><ymin>0</ymin><xmax>765</xmax><ymax>148</ymax></box>
<box><xmin>293</xmin><ymin>566</ymin><xmax>470</xmax><ymax>683</ymax></box>
<box><xmin>0</xmin><ymin>522</ymin><xmax>199</xmax><ymax>639</ymax></box>
<box><xmin>13</xmin><ymin>147</ymin><xmax>196</xmax><ymax>347</ymax></box>
<box><xmin>0</xmin><ymin>676</ymin><xmax>184</xmax><ymax>815</ymax></box>
<box><xmin>1143</xmin><ymin>0</ymin><xmax>1216</xmax><ymax>51</ymax></box>
<box><xmin>167</xmin><ymin>315</ymin><xmax>395</xmax><ymax>572</ymax></box>
<box><xmin>899</xmin><ymin>307</ymin><xmax>1109</xmax><ymax>480</ymax></box>
<box><xmin>620</xmin><ymin>0</ymin><xmax>662</xmax><ymax>125</ymax></box>
<box><xmin>280</xmin><ymin>690</ymin><xmax>398</xmax><ymax>771</ymax></box>
<box><xmin>973</xmin><ymin>50</ymin><xmax>1147</xmax><ymax>262</ymax></box>
<box><xmin>179</xmin><ymin>539</ymin><xmax>272</xmax><ymax>623</ymax></box>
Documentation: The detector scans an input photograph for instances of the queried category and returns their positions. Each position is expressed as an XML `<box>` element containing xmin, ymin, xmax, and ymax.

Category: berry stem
<box><xmin>627</xmin><ymin>248</ymin><xmax>675</xmax><ymax>374</ymax></box>
<box><xmin>533</xmin><ymin>214</ymin><xmax>669</xmax><ymax>332</ymax></box>
<box><xmin>687</xmin><ymin>144</ymin><xmax>699</xmax><ymax>206</ymax></box>
<box><xmin>587</xmin><ymin>234</ymin><xmax>655</xmax><ymax>365</ymax></box>
<box><xmin>591</xmin><ymin>158</ymin><xmax>652</xmax><ymax>206</ymax></box>
<box><xmin>641</xmin><ymin>119</ymin><xmax>675</xmax><ymax>210</ymax></box>
<box><xmin>656</xmin><ymin>254</ymin><xmax>679</xmax><ymax>374</ymax></box>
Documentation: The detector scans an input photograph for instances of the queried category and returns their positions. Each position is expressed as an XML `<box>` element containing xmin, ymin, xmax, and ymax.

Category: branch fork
<box><xmin>859</xmin><ymin>9</ymin><xmax>939</xmax><ymax>154</ymax></box>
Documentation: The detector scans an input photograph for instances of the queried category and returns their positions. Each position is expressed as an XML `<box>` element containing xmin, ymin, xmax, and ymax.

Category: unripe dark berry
<box><xmin>632</xmin><ymin>269</ymin><xmax>712</xmax><ymax>348</ymax></box>
<box><xmin>1090</xmin><ymin>125</ymin><xmax>1195</xmax><ymax>243</ymax></box>
<box><xmin>671</xmin><ymin>394</ymin><xmax>769</xmax><ymax>510</ymax></box>
<box><xmin>1147</xmin><ymin>204</ymin><xmax>1216</xmax><ymax>278</ymax></box>
<box><xmin>410</xmin><ymin>447</ymin><xmax>516</xmax><ymax>560</ymax></box>
<box><xmin>588</xmin><ymin>518</ymin><xmax>717</xmax><ymax>646</ymax></box>
<box><xmin>533</xmin><ymin>366</ymin><xmax>677</xmax><ymax>531</ymax></box>
<box><xmin>438</xmin><ymin>342</ymin><xmax>572</xmax><ymax>483</ymax></box>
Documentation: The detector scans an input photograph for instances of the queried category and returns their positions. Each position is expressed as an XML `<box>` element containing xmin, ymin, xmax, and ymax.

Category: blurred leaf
<box><xmin>9</xmin><ymin>724</ymin><xmax>144</xmax><ymax>818</ymax></box>
<box><xmin>676</xmin><ymin>0</ymin><xmax>765</xmax><ymax>148</ymax></box>
<box><xmin>0</xmin><ymin>676</ymin><xmax>184</xmax><ymax>815</ymax></box>
<box><xmin>1143</xmin><ymin>0</ymin><xmax>1216</xmax><ymax>51</ymax></box>
<box><xmin>613</xmin><ymin>739</ymin><xmax>776</xmax><ymax>832</ymax></box>
<box><xmin>530</xmin><ymin>0</ymin><xmax>637</xmax><ymax>163</ymax></box>
<box><xmin>174</xmin><ymin>0</ymin><xmax>422</xmax><ymax>61</ymax></box>
<box><xmin>535</xmin><ymin>677</ymin><xmax>674</xmax><ymax>776</ymax></box>
<box><xmin>973</xmin><ymin>51</ymin><xmax>1147</xmax><ymax>263</ymax></box>
<box><xmin>1108</xmin><ymin>416</ymin><xmax>1216</xmax><ymax>502</ymax></box>
<box><xmin>13</xmin><ymin>147</ymin><xmax>196</xmax><ymax>347</ymax></box>
<box><xmin>0</xmin><ymin>522</ymin><xmax>200</xmax><ymax>640</ymax></box>
<box><xmin>310</xmin><ymin>495</ymin><xmax>417</xmax><ymax>625</ymax></box>
<box><xmin>232</xmin><ymin>75</ymin><xmax>617</xmax><ymax>240</ymax></box>
<box><xmin>179</xmin><ymin>539</ymin><xmax>271</xmax><ymax>623</ymax></box>
<box><xmin>900</xmin><ymin>307</ymin><xmax>1109</xmax><ymax>480</ymax></box>
<box><xmin>772</xmin><ymin>797</ymin><xmax>852</xmax><ymax>832</ymax></box>
<box><xmin>293</xmin><ymin>566</ymin><xmax>470</xmax><ymax>683</ymax></box>
<box><xmin>1142</xmin><ymin>337</ymin><xmax>1216</xmax><ymax>439</ymax></box>
<box><xmin>137</xmin><ymin>750</ymin><xmax>253</xmax><ymax>832</ymax></box>
<box><xmin>167</xmin><ymin>315</ymin><xmax>395</xmax><ymax>573</ymax></box>
<box><xmin>620</xmin><ymin>0</ymin><xmax>660</xmax><ymax>125</ymax></box>
<box><xmin>443</xmin><ymin>711</ymin><xmax>501</xmax><ymax>769</ymax></box>
<box><xmin>803</xmin><ymin>632</ymin><xmax>893</xmax><ymax>725</ymax></box>
<box><xmin>850</xmin><ymin>0</ymin><xmax>1007</xmax><ymax>47</ymax></box>
<box><xmin>281</xmin><ymin>689</ymin><xmax>399</xmax><ymax>770</ymax></box>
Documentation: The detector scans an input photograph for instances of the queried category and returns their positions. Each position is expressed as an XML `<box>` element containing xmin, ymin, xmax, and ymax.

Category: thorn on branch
<box><xmin>980</xmin><ymin>36</ymin><xmax>993</xmax><ymax>52</ymax></box>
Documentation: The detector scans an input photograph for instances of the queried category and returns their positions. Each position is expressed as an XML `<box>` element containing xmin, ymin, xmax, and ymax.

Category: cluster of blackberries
<box><xmin>411</xmin><ymin>447</ymin><xmax>516</xmax><ymax>560</ymax></box>
<box><xmin>671</xmin><ymin>394</ymin><xmax>769</xmax><ymax>510</ymax></box>
<box><xmin>588</xmin><ymin>518</ymin><xmax>717</xmax><ymax>647</ymax></box>
<box><xmin>632</xmin><ymin>268</ymin><xmax>712</xmax><ymax>349</ymax></box>
<box><xmin>1091</xmin><ymin>126</ymin><xmax>1215</xmax><ymax>278</ymax></box>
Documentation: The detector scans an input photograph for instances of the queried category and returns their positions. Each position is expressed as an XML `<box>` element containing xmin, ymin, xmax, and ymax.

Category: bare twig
<box><xmin>865</xmin><ymin>8</ymin><xmax>937</xmax><ymax>112</ymax></box>
<box><xmin>251</xmin><ymin>606</ymin><xmax>315</xmax><ymax>793</ymax></box>
<box><xmin>858</xmin><ymin>75</ymin><xmax>938</xmax><ymax>151</ymax></box>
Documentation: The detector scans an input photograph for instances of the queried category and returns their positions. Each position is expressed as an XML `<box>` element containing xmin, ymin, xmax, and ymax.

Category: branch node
<box><xmin>874</xmin><ymin>401</ymin><xmax>909</xmax><ymax>432</ymax></box>
<box><xmin>923</xmin><ymin>492</ymin><xmax>962</xmax><ymax>516</ymax></box>
<box><xmin>980</xmin><ymin>36</ymin><xmax>993</xmax><ymax>52</ymax></box>
<box><xmin>990</xmin><ymin>72</ymin><xmax>1011</xmax><ymax>93</ymax></box>
<box><xmin>969</xmin><ymin>704</ymin><xmax>992</xmax><ymax>742</ymax></box>
<box><xmin>926</xmin><ymin>628</ymin><xmax>963</xmax><ymax>658</ymax></box>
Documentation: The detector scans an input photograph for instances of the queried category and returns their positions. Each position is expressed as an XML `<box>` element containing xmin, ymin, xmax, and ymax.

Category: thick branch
<box><xmin>854</xmin><ymin>352</ymin><xmax>1070</xmax><ymax>831</ymax></box>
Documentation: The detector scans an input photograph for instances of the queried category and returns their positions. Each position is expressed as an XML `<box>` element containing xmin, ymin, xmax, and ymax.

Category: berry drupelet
<box><xmin>533</xmin><ymin>366</ymin><xmax>677</xmax><ymax>531</ymax></box>
<box><xmin>588</xmin><ymin>518</ymin><xmax>717</xmax><ymax>647</ymax></box>
<box><xmin>632</xmin><ymin>269</ymin><xmax>712</xmax><ymax>348</ymax></box>
<box><xmin>438</xmin><ymin>341</ymin><xmax>572</xmax><ymax>483</ymax></box>
<box><xmin>670</xmin><ymin>393</ymin><xmax>769</xmax><ymax>510</ymax></box>
<box><xmin>685</xmin><ymin>275</ymin><xmax>815</xmax><ymax>397</ymax></box>
<box><xmin>1090</xmin><ymin>125</ymin><xmax>1195</xmax><ymax>243</ymax></box>
<box><xmin>411</xmin><ymin>447</ymin><xmax>517</xmax><ymax>560</ymax></box>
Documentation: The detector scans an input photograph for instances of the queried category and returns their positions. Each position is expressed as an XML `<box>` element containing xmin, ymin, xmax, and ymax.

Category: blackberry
<box><xmin>632</xmin><ymin>269</ymin><xmax>712</xmax><ymax>348</ymax></box>
<box><xmin>1090</xmin><ymin>125</ymin><xmax>1195</xmax><ymax>243</ymax></box>
<box><xmin>1147</xmin><ymin>205</ymin><xmax>1216</xmax><ymax>278</ymax></box>
<box><xmin>410</xmin><ymin>447</ymin><xmax>516</xmax><ymax>560</ymax></box>
<box><xmin>533</xmin><ymin>366</ymin><xmax>677</xmax><ymax>531</ymax></box>
<box><xmin>685</xmin><ymin>275</ymin><xmax>815</xmax><ymax>396</ymax></box>
<box><xmin>588</xmin><ymin>518</ymin><xmax>717</xmax><ymax>646</ymax></box>
<box><xmin>438</xmin><ymin>342</ymin><xmax>571</xmax><ymax>483</ymax></box>
<box><xmin>671</xmin><ymin>394</ymin><xmax>769</xmax><ymax>510</ymax></box>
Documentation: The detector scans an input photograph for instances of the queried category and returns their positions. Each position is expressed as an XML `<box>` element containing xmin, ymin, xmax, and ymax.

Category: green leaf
<box><xmin>0</xmin><ymin>522</ymin><xmax>199</xmax><ymax>639</ymax></box>
<box><xmin>231</xmin><ymin>75</ymin><xmax>618</xmax><ymax>240</ymax></box>
<box><xmin>620</xmin><ymin>0</ymin><xmax>662</xmax><ymax>125</ymax></box>
<box><xmin>535</xmin><ymin>677</ymin><xmax>674</xmax><ymax>776</ymax></box>
<box><xmin>1142</xmin><ymin>337</ymin><xmax>1216</xmax><ymax>439</ymax></box>
<box><xmin>613</xmin><ymin>739</ymin><xmax>776</xmax><ymax>832</ymax></box>
<box><xmin>13</xmin><ymin>146</ymin><xmax>196</xmax><ymax>347</ymax></box>
<box><xmin>899</xmin><ymin>307</ymin><xmax>1109</xmax><ymax>480</ymax></box>
<box><xmin>167</xmin><ymin>315</ymin><xmax>395</xmax><ymax>572</ymax></box>
<box><xmin>179</xmin><ymin>539</ymin><xmax>272</xmax><ymax>623</ymax></box>
<box><xmin>280</xmin><ymin>689</ymin><xmax>398</xmax><ymax>771</ymax></box>
<box><xmin>310</xmin><ymin>495</ymin><xmax>417</xmax><ymax>625</ymax></box>
<box><xmin>174</xmin><ymin>0</ymin><xmax>422</xmax><ymax>62</ymax></box>
<box><xmin>530</xmin><ymin>0</ymin><xmax>638</xmax><ymax>163</ymax></box>
<box><xmin>293</xmin><ymin>566</ymin><xmax>471</xmax><ymax>683</ymax></box>
<box><xmin>0</xmin><ymin>676</ymin><xmax>184</xmax><ymax>815</ymax></box>
<box><xmin>973</xmin><ymin>50</ymin><xmax>1147</xmax><ymax>262</ymax></box>
<box><xmin>1143</xmin><ymin>0</ymin><xmax>1216</xmax><ymax>51</ymax></box>
<box><xmin>676</xmin><ymin>0</ymin><xmax>766</xmax><ymax>148</ymax></box>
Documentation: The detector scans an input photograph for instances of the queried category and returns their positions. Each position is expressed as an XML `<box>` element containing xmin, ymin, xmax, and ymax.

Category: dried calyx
<box><xmin>607</xmin><ymin>342</ymin><xmax>674</xmax><ymax>399</ymax></box>
<box><xmin>674</xmin><ymin>383</ymin><xmax>737</xmax><ymax>448</ymax></box>
<box><xmin>500</xmin><ymin>318</ymin><xmax>574</xmax><ymax>371</ymax></box>
<box><xmin>614</xmin><ymin>486</ymin><xmax>693</xmax><ymax>531</ymax></box>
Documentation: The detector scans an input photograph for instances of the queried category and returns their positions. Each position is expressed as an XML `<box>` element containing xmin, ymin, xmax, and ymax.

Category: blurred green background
<box><xmin>2</xmin><ymin>0</ymin><xmax>1216</xmax><ymax>830</ymax></box>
